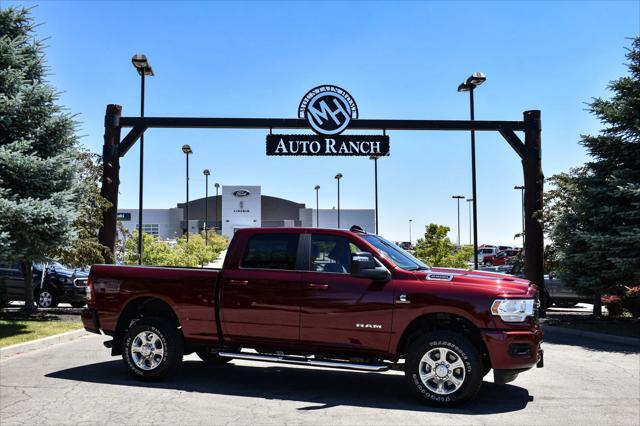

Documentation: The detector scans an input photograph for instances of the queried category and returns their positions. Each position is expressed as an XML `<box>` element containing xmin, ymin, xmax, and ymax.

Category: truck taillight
<box><xmin>87</xmin><ymin>276</ymin><xmax>95</xmax><ymax>305</ymax></box>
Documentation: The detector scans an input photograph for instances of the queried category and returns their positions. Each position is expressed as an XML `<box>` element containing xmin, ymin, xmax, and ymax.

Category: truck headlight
<box><xmin>491</xmin><ymin>299</ymin><xmax>535</xmax><ymax>322</ymax></box>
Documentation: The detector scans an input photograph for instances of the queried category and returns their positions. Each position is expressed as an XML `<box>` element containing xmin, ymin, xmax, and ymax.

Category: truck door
<box><xmin>219</xmin><ymin>232</ymin><xmax>303</xmax><ymax>346</ymax></box>
<box><xmin>299</xmin><ymin>233</ymin><xmax>394</xmax><ymax>354</ymax></box>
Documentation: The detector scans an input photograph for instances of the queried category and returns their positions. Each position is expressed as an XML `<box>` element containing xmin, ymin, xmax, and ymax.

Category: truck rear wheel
<box><xmin>405</xmin><ymin>331</ymin><xmax>482</xmax><ymax>407</ymax></box>
<box><xmin>122</xmin><ymin>317</ymin><xmax>183</xmax><ymax>381</ymax></box>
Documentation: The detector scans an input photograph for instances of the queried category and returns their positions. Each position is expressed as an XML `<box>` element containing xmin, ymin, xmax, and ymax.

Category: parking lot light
<box><xmin>182</xmin><ymin>145</ymin><xmax>192</xmax><ymax>241</ymax></box>
<box><xmin>335</xmin><ymin>173</ymin><xmax>343</xmax><ymax>228</ymax></box>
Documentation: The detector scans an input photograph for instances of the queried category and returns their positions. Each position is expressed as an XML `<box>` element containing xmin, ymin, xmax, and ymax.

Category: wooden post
<box><xmin>522</xmin><ymin>110</ymin><xmax>547</xmax><ymax>315</ymax></box>
<box><xmin>98</xmin><ymin>104</ymin><xmax>122</xmax><ymax>264</ymax></box>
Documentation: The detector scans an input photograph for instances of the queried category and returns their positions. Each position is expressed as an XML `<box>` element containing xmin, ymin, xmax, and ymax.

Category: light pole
<box><xmin>452</xmin><ymin>195</ymin><xmax>465</xmax><ymax>247</ymax></box>
<box><xmin>514</xmin><ymin>185</ymin><xmax>525</xmax><ymax>248</ymax></box>
<box><xmin>182</xmin><ymin>144</ymin><xmax>192</xmax><ymax>241</ymax></box>
<box><xmin>203</xmin><ymin>169</ymin><xmax>210</xmax><ymax>245</ymax></box>
<box><xmin>131</xmin><ymin>54</ymin><xmax>154</xmax><ymax>265</ymax></box>
<box><xmin>335</xmin><ymin>173</ymin><xmax>343</xmax><ymax>228</ymax></box>
<box><xmin>458</xmin><ymin>71</ymin><xmax>486</xmax><ymax>270</ymax></box>
<box><xmin>314</xmin><ymin>185</ymin><xmax>320</xmax><ymax>227</ymax></box>
<box><xmin>467</xmin><ymin>198</ymin><xmax>473</xmax><ymax>245</ymax></box>
<box><xmin>370</xmin><ymin>155</ymin><xmax>380</xmax><ymax>234</ymax></box>
<box><xmin>409</xmin><ymin>219</ymin><xmax>413</xmax><ymax>245</ymax></box>
<box><xmin>214</xmin><ymin>183</ymin><xmax>220</xmax><ymax>233</ymax></box>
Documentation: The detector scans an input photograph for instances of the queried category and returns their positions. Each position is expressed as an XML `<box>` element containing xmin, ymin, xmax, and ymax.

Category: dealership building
<box><xmin>117</xmin><ymin>185</ymin><xmax>375</xmax><ymax>240</ymax></box>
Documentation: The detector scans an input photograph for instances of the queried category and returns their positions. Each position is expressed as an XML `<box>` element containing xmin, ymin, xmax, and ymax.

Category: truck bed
<box><xmin>90</xmin><ymin>264</ymin><xmax>221</xmax><ymax>345</ymax></box>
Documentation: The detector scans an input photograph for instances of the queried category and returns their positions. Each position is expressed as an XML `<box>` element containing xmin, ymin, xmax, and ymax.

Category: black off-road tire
<box><xmin>196</xmin><ymin>350</ymin><xmax>232</xmax><ymax>365</ymax></box>
<box><xmin>405</xmin><ymin>331</ymin><xmax>483</xmax><ymax>407</ymax></box>
<box><xmin>122</xmin><ymin>317</ymin><xmax>184</xmax><ymax>381</ymax></box>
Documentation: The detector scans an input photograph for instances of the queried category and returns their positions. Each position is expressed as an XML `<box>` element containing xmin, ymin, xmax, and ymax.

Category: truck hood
<box><xmin>422</xmin><ymin>267</ymin><xmax>536</xmax><ymax>296</ymax></box>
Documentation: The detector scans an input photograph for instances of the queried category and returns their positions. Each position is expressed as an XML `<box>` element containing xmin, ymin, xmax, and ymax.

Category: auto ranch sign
<box><xmin>266</xmin><ymin>85</ymin><xmax>390</xmax><ymax>156</ymax></box>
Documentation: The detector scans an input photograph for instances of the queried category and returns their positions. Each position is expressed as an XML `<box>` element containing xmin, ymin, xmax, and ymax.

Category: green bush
<box><xmin>123</xmin><ymin>231</ymin><xmax>228</xmax><ymax>267</ymax></box>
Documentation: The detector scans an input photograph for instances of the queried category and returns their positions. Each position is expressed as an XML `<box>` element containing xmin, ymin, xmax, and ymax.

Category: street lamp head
<box><xmin>514</xmin><ymin>185</ymin><xmax>525</xmax><ymax>190</ymax></box>
<box><xmin>457</xmin><ymin>82</ymin><xmax>473</xmax><ymax>92</ymax></box>
<box><xmin>335</xmin><ymin>173</ymin><xmax>343</xmax><ymax>180</ymax></box>
<box><xmin>214</xmin><ymin>183</ymin><xmax>220</xmax><ymax>189</ymax></box>
<box><xmin>452</xmin><ymin>195</ymin><xmax>465</xmax><ymax>200</ymax></box>
<box><xmin>314</xmin><ymin>185</ymin><xmax>320</xmax><ymax>190</ymax></box>
<box><xmin>369</xmin><ymin>155</ymin><xmax>380</xmax><ymax>160</ymax></box>
<box><xmin>131</xmin><ymin>54</ymin><xmax>154</xmax><ymax>76</ymax></box>
<box><xmin>467</xmin><ymin>198</ymin><xmax>474</xmax><ymax>202</ymax></box>
<box><xmin>203</xmin><ymin>169</ymin><xmax>210</xmax><ymax>176</ymax></box>
<box><xmin>466</xmin><ymin>72</ymin><xmax>486</xmax><ymax>87</ymax></box>
<box><xmin>181</xmin><ymin>144</ymin><xmax>192</xmax><ymax>154</ymax></box>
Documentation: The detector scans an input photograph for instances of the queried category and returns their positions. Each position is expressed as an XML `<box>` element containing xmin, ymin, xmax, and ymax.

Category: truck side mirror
<box><xmin>351</xmin><ymin>252</ymin><xmax>390</xmax><ymax>282</ymax></box>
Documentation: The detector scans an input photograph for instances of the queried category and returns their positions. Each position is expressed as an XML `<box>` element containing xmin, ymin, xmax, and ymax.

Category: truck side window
<box><xmin>311</xmin><ymin>235</ymin><xmax>361</xmax><ymax>274</ymax></box>
<box><xmin>241</xmin><ymin>234</ymin><xmax>299</xmax><ymax>270</ymax></box>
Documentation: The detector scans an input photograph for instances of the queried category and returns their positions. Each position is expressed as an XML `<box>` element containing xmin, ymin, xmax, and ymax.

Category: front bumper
<box><xmin>481</xmin><ymin>326</ymin><xmax>543</xmax><ymax>370</ymax></box>
<box><xmin>58</xmin><ymin>285</ymin><xmax>89</xmax><ymax>303</ymax></box>
<box><xmin>81</xmin><ymin>307</ymin><xmax>101</xmax><ymax>334</ymax></box>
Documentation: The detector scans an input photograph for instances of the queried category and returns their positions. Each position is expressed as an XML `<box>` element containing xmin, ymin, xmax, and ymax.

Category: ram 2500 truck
<box><xmin>82</xmin><ymin>227</ymin><xmax>543</xmax><ymax>407</ymax></box>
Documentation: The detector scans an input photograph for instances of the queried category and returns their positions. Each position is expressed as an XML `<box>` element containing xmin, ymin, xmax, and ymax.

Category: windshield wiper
<box><xmin>406</xmin><ymin>266</ymin><xmax>430</xmax><ymax>271</ymax></box>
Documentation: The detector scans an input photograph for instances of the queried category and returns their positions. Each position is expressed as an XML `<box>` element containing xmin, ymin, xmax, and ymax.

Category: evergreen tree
<box><xmin>0</xmin><ymin>7</ymin><xmax>81</xmax><ymax>310</ymax></box>
<box><xmin>549</xmin><ymin>38</ymin><xmax>640</xmax><ymax>315</ymax></box>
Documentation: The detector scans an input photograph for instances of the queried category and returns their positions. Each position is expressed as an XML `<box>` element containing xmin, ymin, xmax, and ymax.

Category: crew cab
<box><xmin>83</xmin><ymin>227</ymin><xmax>543</xmax><ymax>407</ymax></box>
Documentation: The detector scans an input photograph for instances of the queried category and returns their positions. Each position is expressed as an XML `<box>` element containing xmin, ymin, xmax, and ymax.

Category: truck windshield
<box><xmin>362</xmin><ymin>235</ymin><xmax>430</xmax><ymax>271</ymax></box>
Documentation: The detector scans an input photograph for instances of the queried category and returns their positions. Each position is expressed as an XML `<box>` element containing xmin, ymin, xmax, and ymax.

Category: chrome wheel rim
<box><xmin>130</xmin><ymin>331</ymin><xmax>165</xmax><ymax>371</ymax></box>
<box><xmin>418</xmin><ymin>347</ymin><xmax>466</xmax><ymax>395</ymax></box>
<box><xmin>39</xmin><ymin>291</ymin><xmax>52</xmax><ymax>307</ymax></box>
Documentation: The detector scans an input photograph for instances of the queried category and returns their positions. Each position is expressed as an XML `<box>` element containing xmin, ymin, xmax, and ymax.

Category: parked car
<box><xmin>483</xmin><ymin>249</ymin><xmax>521</xmax><ymax>266</ymax></box>
<box><xmin>545</xmin><ymin>275</ymin><xmax>591</xmax><ymax>308</ymax></box>
<box><xmin>83</xmin><ymin>226</ymin><xmax>543</xmax><ymax>407</ymax></box>
<box><xmin>0</xmin><ymin>262</ymin><xmax>89</xmax><ymax>308</ymax></box>
<box><xmin>473</xmin><ymin>246</ymin><xmax>500</xmax><ymax>264</ymax></box>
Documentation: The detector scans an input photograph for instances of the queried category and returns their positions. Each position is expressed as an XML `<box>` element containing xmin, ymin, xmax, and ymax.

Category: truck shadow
<box><xmin>46</xmin><ymin>360</ymin><xmax>532</xmax><ymax>414</ymax></box>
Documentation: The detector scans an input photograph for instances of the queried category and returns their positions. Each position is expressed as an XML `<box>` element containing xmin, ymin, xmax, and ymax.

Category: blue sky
<box><xmin>8</xmin><ymin>0</ymin><xmax>639</xmax><ymax>244</ymax></box>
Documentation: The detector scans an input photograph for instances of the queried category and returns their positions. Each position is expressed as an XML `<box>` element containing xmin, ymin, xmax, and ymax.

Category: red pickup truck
<box><xmin>82</xmin><ymin>227</ymin><xmax>543</xmax><ymax>407</ymax></box>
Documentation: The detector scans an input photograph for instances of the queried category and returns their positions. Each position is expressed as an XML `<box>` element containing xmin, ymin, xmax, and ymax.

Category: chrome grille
<box><xmin>73</xmin><ymin>278</ymin><xmax>88</xmax><ymax>288</ymax></box>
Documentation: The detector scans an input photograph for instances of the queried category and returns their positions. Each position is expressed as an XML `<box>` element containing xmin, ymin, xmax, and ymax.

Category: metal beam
<box><xmin>118</xmin><ymin>125</ymin><xmax>147</xmax><ymax>157</ymax></box>
<box><xmin>118</xmin><ymin>116</ymin><xmax>527</xmax><ymax>132</ymax></box>
<box><xmin>499</xmin><ymin>129</ymin><xmax>527</xmax><ymax>160</ymax></box>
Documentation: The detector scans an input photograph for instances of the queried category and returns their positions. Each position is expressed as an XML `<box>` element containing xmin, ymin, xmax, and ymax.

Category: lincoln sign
<box><xmin>266</xmin><ymin>85</ymin><xmax>390</xmax><ymax>157</ymax></box>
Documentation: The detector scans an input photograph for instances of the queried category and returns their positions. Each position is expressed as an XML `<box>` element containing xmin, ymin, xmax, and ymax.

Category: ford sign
<box><xmin>233</xmin><ymin>190</ymin><xmax>251</xmax><ymax>197</ymax></box>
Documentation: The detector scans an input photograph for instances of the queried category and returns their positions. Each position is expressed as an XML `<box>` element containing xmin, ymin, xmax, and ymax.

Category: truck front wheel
<box><xmin>405</xmin><ymin>331</ymin><xmax>483</xmax><ymax>407</ymax></box>
<box><xmin>122</xmin><ymin>317</ymin><xmax>184</xmax><ymax>381</ymax></box>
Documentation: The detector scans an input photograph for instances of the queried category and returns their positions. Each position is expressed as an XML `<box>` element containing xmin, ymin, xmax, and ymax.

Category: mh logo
<box><xmin>299</xmin><ymin>85</ymin><xmax>358</xmax><ymax>135</ymax></box>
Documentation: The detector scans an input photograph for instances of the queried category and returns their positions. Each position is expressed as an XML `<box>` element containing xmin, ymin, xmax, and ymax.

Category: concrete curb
<box><xmin>542</xmin><ymin>324</ymin><xmax>640</xmax><ymax>347</ymax></box>
<box><xmin>0</xmin><ymin>329</ymin><xmax>89</xmax><ymax>361</ymax></box>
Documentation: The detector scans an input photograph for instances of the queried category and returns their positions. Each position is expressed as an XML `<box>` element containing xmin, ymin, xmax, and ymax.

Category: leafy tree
<box><xmin>56</xmin><ymin>151</ymin><xmax>111</xmax><ymax>267</ymax></box>
<box><xmin>548</xmin><ymin>38</ymin><xmax>640</xmax><ymax>316</ymax></box>
<box><xmin>0</xmin><ymin>7</ymin><xmax>81</xmax><ymax>310</ymax></box>
<box><xmin>124</xmin><ymin>231</ymin><xmax>227</xmax><ymax>267</ymax></box>
<box><xmin>414</xmin><ymin>224</ymin><xmax>473</xmax><ymax>268</ymax></box>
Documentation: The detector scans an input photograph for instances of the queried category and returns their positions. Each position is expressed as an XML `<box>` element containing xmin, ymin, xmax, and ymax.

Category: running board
<box><xmin>218</xmin><ymin>351</ymin><xmax>389</xmax><ymax>372</ymax></box>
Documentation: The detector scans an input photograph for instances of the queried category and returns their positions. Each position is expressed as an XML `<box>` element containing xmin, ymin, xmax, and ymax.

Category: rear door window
<box><xmin>241</xmin><ymin>234</ymin><xmax>299</xmax><ymax>270</ymax></box>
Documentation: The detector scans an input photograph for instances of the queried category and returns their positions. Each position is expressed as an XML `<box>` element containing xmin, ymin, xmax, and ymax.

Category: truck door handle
<box><xmin>227</xmin><ymin>279</ymin><xmax>248</xmax><ymax>286</ymax></box>
<box><xmin>306</xmin><ymin>283</ymin><xmax>328</xmax><ymax>290</ymax></box>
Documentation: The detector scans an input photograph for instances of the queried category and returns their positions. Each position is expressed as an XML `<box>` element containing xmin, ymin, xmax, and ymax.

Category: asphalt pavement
<box><xmin>0</xmin><ymin>331</ymin><xmax>638</xmax><ymax>425</ymax></box>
